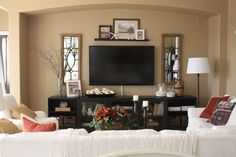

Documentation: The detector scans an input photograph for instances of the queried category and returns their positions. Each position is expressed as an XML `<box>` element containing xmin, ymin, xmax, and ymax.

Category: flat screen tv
<box><xmin>89</xmin><ymin>46</ymin><xmax>154</xmax><ymax>85</ymax></box>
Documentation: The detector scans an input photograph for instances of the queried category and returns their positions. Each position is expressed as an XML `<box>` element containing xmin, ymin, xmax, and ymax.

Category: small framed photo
<box><xmin>135</xmin><ymin>29</ymin><xmax>145</xmax><ymax>40</ymax></box>
<box><xmin>66</xmin><ymin>80</ymin><xmax>82</xmax><ymax>97</ymax></box>
<box><xmin>113</xmin><ymin>18</ymin><xmax>140</xmax><ymax>39</ymax></box>
<box><xmin>99</xmin><ymin>25</ymin><xmax>112</xmax><ymax>39</ymax></box>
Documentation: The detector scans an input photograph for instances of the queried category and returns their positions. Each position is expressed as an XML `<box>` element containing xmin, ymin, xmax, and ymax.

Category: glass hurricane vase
<box><xmin>57</xmin><ymin>77</ymin><xmax>64</xmax><ymax>97</ymax></box>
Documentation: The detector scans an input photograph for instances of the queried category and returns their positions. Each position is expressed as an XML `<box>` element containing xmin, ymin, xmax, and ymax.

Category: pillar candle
<box><xmin>133</xmin><ymin>95</ymin><xmax>139</xmax><ymax>101</ymax></box>
<box><xmin>142</xmin><ymin>101</ymin><xmax>148</xmax><ymax>107</ymax></box>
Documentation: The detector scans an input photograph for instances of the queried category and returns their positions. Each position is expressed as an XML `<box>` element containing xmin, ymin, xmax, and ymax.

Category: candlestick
<box><xmin>143</xmin><ymin>106</ymin><xmax>148</xmax><ymax>128</ymax></box>
<box><xmin>142</xmin><ymin>101</ymin><xmax>148</xmax><ymax>107</ymax></box>
<box><xmin>133</xmin><ymin>95</ymin><xmax>139</xmax><ymax>101</ymax></box>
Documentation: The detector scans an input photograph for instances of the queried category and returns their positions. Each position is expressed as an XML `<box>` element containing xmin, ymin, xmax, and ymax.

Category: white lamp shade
<box><xmin>186</xmin><ymin>57</ymin><xmax>209</xmax><ymax>74</ymax></box>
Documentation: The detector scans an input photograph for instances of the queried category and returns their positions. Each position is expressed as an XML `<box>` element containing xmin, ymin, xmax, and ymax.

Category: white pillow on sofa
<box><xmin>187</xmin><ymin>117</ymin><xmax>214</xmax><ymax>132</ymax></box>
<box><xmin>226</xmin><ymin>97</ymin><xmax>236</xmax><ymax>126</ymax></box>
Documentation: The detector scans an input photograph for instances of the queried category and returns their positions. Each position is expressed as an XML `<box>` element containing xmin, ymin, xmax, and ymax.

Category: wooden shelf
<box><xmin>94</xmin><ymin>38</ymin><xmax>149</xmax><ymax>41</ymax></box>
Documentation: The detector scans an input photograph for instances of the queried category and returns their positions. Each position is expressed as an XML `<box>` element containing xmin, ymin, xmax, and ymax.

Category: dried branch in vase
<box><xmin>30</xmin><ymin>47</ymin><xmax>64</xmax><ymax>78</ymax></box>
<box><xmin>30</xmin><ymin>47</ymin><xmax>65</xmax><ymax>96</ymax></box>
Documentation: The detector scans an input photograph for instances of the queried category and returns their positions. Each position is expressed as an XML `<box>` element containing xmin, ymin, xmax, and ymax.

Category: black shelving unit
<box><xmin>48</xmin><ymin>96</ymin><xmax>78</xmax><ymax>129</ymax></box>
<box><xmin>48</xmin><ymin>95</ymin><xmax>196</xmax><ymax>131</ymax></box>
<box><xmin>167</xmin><ymin>96</ymin><xmax>196</xmax><ymax>130</ymax></box>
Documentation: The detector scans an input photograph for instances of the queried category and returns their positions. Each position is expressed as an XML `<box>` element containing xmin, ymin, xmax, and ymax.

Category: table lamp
<box><xmin>186</xmin><ymin>57</ymin><xmax>209</xmax><ymax>107</ymax></box>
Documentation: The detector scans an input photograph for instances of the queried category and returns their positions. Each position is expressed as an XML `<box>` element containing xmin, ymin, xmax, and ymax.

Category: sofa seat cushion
<box><xmin>0</xmin><ymin>118</ymin><xmax>20</xmax><ymax>134</ymax></box>
<box><xmin>22</xmin><ymin>114</ymin><xmax>57</xmax><ymax>132</ymax></box>
<box><xmin>11</xmin><ymin>104</ymin><xmax>36</xmax><ymax>119</ymax></box>
<box><xmin>200</xmin><ymin>96</ymin><xmax>230</xmax><ymax>119</ymax></box>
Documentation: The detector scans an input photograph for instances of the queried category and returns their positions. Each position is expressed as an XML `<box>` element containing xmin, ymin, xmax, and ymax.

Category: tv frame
<box><xmin>89</xmin><ymin>45</ymin><xmax>155</xmax><ymax>85</ymax></box>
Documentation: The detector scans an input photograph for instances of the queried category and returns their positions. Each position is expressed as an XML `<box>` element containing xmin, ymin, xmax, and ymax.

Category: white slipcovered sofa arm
<box><xmin>188</xmin><ymin>107</ymin><xmax>205</xmax><ymax>119</ymax></box>
<box><xmin>35</xmin><ymin>111</ymin><xmax>47</xmax><ymax>119</ymax></box>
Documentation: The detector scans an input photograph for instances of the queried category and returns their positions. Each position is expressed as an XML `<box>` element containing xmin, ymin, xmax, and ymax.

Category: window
<box><xmin>0</xmin><ymin>32</ymin><xmax>9</xmax><ymax>93</ymax></box>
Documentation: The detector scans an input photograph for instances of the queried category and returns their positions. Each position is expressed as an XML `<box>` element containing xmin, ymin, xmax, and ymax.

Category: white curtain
<box><xmin>0</xmin><ymin>35</ymin><xmax>9</xmax><ymax>94</ymax></box>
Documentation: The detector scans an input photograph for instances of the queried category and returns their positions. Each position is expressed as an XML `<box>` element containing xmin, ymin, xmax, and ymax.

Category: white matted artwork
<box><xmin>113</xmin><ymin>19</ymin><xmax>140</xmax><ymax>40</ymax></box>
<box><xmin>135</xmin><ymin>29</ymin><xmax>145</xmax><ymax>40</ymax></box>
<box><xmin>66</xmin><ymin>80</ymin><xmax>82</xmax><ymax>97</ymax></box>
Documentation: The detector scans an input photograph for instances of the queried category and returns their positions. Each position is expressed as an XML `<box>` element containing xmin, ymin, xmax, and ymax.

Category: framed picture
<box><xmin>66</xmin><ymin>80</ymin><xmax>82</xmax><ymax>97</ymax></box>
<box><xmin>135</xmin><ymin>29</ymin><xmax>145</xmax><ymax>40</ymax></box>
<box><xmin>113</xmin><ymin>18</ymin><xmax>140</xmax><ymax>39</ymax></box>
<box><xmin>99</xmin><ymin>25</ymin><xmax>112</xmax><ymax>39</ymax></box>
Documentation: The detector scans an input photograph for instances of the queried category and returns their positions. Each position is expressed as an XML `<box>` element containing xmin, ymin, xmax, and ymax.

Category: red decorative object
<box><xmin>200</xmin><ymin>96</ymin><xmax>230</xmax><ymax>119</ymax></box>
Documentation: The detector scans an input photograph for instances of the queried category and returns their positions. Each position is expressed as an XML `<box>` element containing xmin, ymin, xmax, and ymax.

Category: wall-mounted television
<box><xmin>89</xmin><ymin>45</ymin><xmax>155</xmax><ymax>85</ymax></box>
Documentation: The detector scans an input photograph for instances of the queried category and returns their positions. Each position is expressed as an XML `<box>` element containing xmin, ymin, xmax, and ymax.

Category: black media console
<box><xmin>48</xmin><ymin>95</ymin><xmax>196</xmax><ymax>132</ymax></box>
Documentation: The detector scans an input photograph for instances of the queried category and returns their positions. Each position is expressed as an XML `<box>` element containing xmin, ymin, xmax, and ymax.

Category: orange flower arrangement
<box><xmin>90</xmin><ymin>106</ymin><xmax>129</xmax><ymax>130</ymax></box>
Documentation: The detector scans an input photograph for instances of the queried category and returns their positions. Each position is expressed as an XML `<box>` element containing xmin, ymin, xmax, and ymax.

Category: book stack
<box><xmin>55</xmin><ymin>107</ymin><xmax>71</xmax><ymax>112</ymax></box>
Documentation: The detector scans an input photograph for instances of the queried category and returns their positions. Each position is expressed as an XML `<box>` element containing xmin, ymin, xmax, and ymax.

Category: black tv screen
<box><xmin>89</xmin><ymin>46</ymin><xmax>154</xmax><ymax>85</ymax></box>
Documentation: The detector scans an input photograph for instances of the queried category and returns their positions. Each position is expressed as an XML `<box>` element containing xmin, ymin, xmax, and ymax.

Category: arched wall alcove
<box><xmin>0</xmin><ymin>1</ymin><xmax>228</xmax><ymax>110</ymax></box>
<box><xmin>0</xmin><ymin>8</ymin><xmax>8</xmax><ymax>32</ymax></box>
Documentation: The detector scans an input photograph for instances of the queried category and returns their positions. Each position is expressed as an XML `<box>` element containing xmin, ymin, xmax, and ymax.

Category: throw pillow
<box><xmin>209</xmin><ymin>101</ymin><xmax>235</xmax><ymax>125</ymax></box>
<box><xmin>0</xmin><ymin>118</ymin><xmax>20</xmax><ymax>134</ymax></box>
<box><xmin>11</xmin><ymin>104</ymin><xmax>36</xmax><ymax>119</ymax></box>
<box><xmin>21</xmin><ymin>114</ymin><xmax>57</xmax><ymax>132</ymax></box>
<box><xmin>200</xmin><ymin>96</ymin><xmax>230</xmax><ymax>119</ymax></box>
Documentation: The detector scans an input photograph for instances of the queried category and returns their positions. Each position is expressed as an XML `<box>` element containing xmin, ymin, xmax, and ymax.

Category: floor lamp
<box><xmin>187</xmin><ymin>57</ymin><xmax>209</xmax><ymax>107</ymax></box>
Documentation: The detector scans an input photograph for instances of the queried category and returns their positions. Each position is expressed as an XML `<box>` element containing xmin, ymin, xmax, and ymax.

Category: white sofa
<box><xmin>187</xmin><ymin>98</ymin><xmax>236</xmax><ymax>132</ymax></box>
<box><xmin>0</xmin><ymin>94</ymin><xmax>58</xmax><ymax>130</ymax></box>
<box><xmin>1</xmin><ymin>128</ymin><xmax>236</xmax><ymax>157</ymax></box>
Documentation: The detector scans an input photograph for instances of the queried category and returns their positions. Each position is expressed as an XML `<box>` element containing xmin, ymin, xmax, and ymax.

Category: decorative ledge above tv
<box><xmin>89</xmin><ymin>45</ymin><xmax>155</xmax><ymax>85</ymax></box>
<box><xmin>94</xmin><ymin>38</ymin><xmax>149</xmax><ymax>41</ymax></box>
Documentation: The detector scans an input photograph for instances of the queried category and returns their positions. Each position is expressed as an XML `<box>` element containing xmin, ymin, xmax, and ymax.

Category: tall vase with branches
<box><xmin>31</xmin><ymin>47</ymin><xmax>65</xmax><ymax>96</ymax></box>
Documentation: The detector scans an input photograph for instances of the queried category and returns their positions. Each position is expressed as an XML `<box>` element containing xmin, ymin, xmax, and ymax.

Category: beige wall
<box><xmin>226</xmin><ymin>0</ymin><xmax>236</xmax><ymax>95</ymax></box>
<box><xmin>0</xmin><ymin>9</ymin><xmax>8</xmax><ymax>31</ymax></box>
<box><xmin>0</xmin><ymin>0</ymin><xmax>230</xmax><ymax>111</ymax></box>
<box><xmin>208</xmin><ymin>15</ymin><xmax>221</xmax><ymax>97</ymax></box>
<box><xmin>28</xmin><ymin>9</ymin><xmax>209</xmax><ymax>111</ymax></box>
<box><xmin>20</xmin><ymin>14</ymin><xmax>29</xmax><ymax>105</ymax></box>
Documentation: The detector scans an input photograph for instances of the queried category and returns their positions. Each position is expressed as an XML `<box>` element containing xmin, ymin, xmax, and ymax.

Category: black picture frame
<box><xmin>99</xmin><ymin>25</ymin><xmax>112</xmax><ymax>39</ymax></box>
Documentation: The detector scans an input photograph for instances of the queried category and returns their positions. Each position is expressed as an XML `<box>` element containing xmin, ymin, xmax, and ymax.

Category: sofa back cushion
<box><xmin>3</xmin><ymin>94</ymin><xmax>18</xmax><ymax>110</ymax></box>
<box><xmin>0</xmin><ymin>110</ymin><xmax>11</xmax><ymax>119</ymax></box>
<box><xmin>11</xmin><ymin>104</ymin><xmax>36</xmax><ymax>119</ymax></box>
<box><xmin>209</xmin><ymin>101</ymin><xmax>235</xmax><ymax>125</ymax></box>
<box><xmin>226</xmin><ymin>97</ymin><xmax>236</xmax><ymax>126</ymax></box>
<box><xmin>200</xmin><ymin>96</ymin><xmax>230</xmax><ymax>119</ymax></box>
